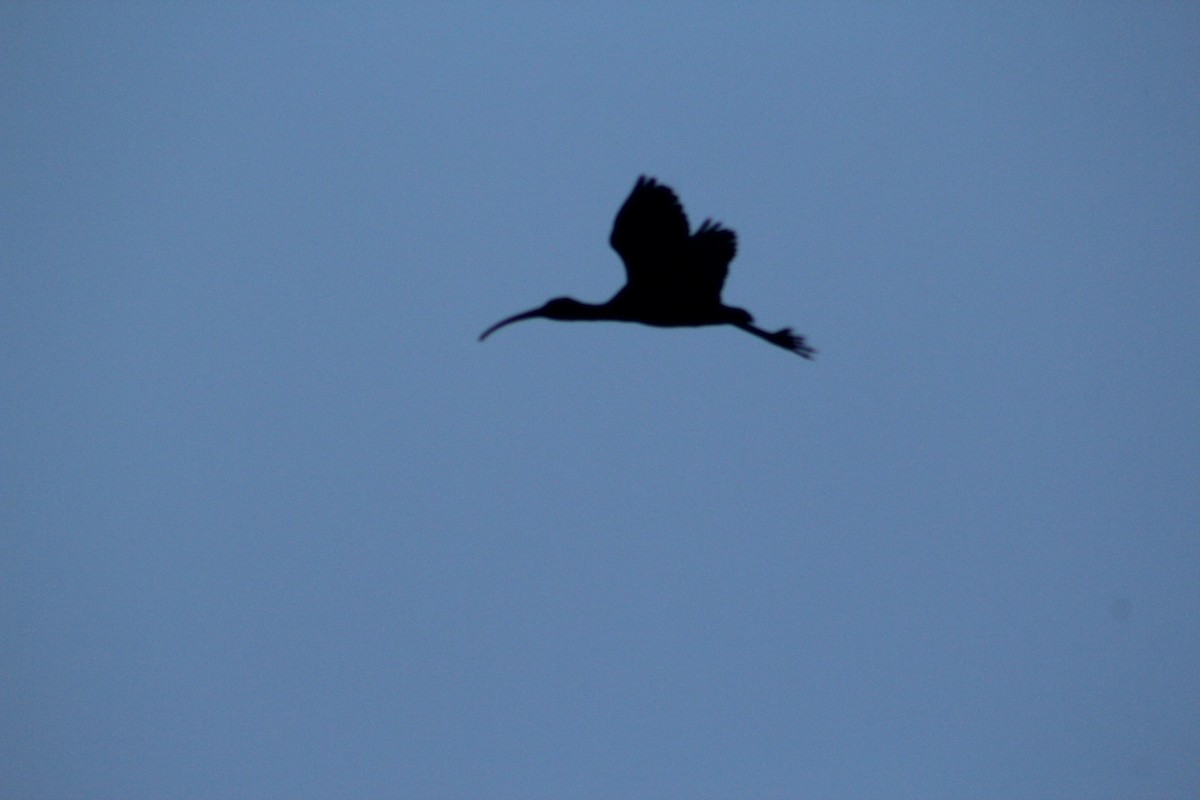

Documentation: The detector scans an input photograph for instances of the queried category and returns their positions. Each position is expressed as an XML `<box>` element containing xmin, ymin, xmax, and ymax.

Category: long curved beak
<box><xmin>478</xmin><ymin>307</ymin><xmax>544</xmax><ymax>341</ymax></box>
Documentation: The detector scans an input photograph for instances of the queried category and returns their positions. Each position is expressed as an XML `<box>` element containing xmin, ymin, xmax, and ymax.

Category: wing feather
<box><xmin>609</xmin><ymin>176</ymin><xmax>689</xmax><ymax>291</ymax></box>
<box><xmin>689</xmin><ymin>219</ymin><xmax>737</xmax><ymax>302</ymax></box>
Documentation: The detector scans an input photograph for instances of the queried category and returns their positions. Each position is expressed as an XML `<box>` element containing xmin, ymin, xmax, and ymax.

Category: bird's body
<box><xmin>480</xmin><ymin>176</ymin><xmax>815</xmax><ymax>358</ymax></box>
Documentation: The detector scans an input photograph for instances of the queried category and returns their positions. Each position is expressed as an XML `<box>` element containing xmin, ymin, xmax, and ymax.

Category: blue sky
<box><xmin>3</xmin><ymin>3</ymin><xmax>1198</xmax><ymax>798</ymax></box>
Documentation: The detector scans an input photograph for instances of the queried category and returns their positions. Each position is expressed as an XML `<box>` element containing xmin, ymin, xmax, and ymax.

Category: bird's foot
<box><xmin>771</xmin><ymin>328</ymin><xmax>816</xmax><ymax>359</ymax></box>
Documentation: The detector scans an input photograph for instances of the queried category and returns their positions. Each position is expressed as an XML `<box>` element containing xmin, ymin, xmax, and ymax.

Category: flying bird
<box><xmin>480</xmin><ymin>176</ymin><xmax>815</xmax><ymax>359</ymax></box>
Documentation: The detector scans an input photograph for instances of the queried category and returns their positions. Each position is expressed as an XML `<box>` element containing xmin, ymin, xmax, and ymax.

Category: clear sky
<box><xmin>3</xmin><ymin>3</ymin><xmax>1198</xmax><ymax>798</ymax></box>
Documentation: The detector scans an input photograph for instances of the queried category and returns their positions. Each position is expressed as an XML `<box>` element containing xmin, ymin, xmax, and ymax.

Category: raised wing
<box><xmin>689</xmin><ymin>219</ymin><xmax>737</xmax><ymax>303</ymax></box>
<box><xmin>609</xmin><ymin>176</ymin><xmax>690</xmax><ymax>291</ymax></box>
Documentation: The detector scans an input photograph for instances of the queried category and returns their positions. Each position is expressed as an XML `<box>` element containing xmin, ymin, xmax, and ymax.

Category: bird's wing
<box><xmin>688</xmin><ymin>219</ymin><xmax>737</xmax><ymax>301</ymax></box>
<box><xmin>609</xmin><ymin>176</ymin><xmax>690</xmax><ymax>291</ymax></box>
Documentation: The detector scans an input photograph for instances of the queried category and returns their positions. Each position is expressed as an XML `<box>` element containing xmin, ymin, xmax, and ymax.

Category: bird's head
<box><xmin>538</xmin><ymin>297</ymin><xmax>592</xmax><ymax>320</ymax></box>
<box><xmin>478</xmin><ymin>297</ymin><xmax>594</xmax><ymax>341</ymax></box>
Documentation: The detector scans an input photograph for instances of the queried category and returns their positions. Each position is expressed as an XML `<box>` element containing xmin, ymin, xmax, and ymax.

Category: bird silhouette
<box><xmin>479</xmin><ymin>176</ymin><xmax>816</xmax><ymax>359</ymax></box>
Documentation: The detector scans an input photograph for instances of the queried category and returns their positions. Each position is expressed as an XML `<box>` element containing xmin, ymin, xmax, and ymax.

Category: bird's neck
<box><xmin>564</xmin><ymin>299</ymin><xmax>613</xmax><ymax>320</ymax></box>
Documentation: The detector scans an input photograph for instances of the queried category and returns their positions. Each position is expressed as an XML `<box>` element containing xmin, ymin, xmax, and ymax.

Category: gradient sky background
<box><xmin>4</xmin><ymin>3</ymin><xmax>1198</xmax><ymax>798</ymax></box>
